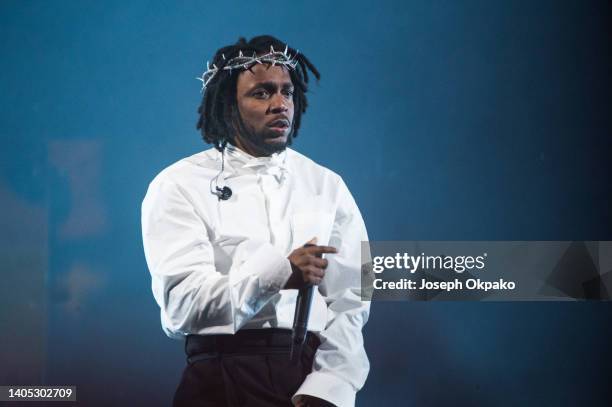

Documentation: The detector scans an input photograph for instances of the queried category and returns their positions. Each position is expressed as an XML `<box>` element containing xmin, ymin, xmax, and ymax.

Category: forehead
<box><xmin>236</xmin><ymin>64</ymin><xmax>293</xmax><ymax>89</ymax></box>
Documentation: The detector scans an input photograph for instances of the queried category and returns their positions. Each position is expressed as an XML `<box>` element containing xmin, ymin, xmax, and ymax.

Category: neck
<box><xmin>232</xmin><ymin>135</ymin><xmax>275</xmax><ymax>158</ymax></box>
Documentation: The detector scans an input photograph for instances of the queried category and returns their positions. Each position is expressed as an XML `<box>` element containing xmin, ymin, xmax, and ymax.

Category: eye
<box><xmin>282</xmin><ymin>89</ymin><xmax>294</xmax><ymax>98</ymax></box>
<box><xmin>252</xmin><ymin>90</ymin><xmax>269</xmax><ymax>99</ymax></box>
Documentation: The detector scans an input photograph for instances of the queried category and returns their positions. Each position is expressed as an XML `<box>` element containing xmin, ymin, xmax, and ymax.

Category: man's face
<box><xmin>234</xmin><ymin>63</ymin><xmax>295</xmax><ymax>156</ymax></box>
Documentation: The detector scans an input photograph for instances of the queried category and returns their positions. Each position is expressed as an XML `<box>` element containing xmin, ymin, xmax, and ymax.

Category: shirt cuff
<box><xmin>240</xmin><ymin>242</ymin><xmax>293</xmax><ymax>293</ymax></box>
<box><xmin>293</xmin><ymin>372</ymin><xmax>356</xmax><ymax>407</ymax></box>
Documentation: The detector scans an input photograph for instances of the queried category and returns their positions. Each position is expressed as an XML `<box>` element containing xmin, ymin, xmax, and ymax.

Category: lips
<box><xmin>267</xmin><ymin>118</ymin><xmax>290</xmax><ymax>129</ymax></box>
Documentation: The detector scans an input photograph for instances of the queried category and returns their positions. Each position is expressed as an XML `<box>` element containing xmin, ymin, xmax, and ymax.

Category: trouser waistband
<box><xmin>185</xmin><ymin>328</ymin><xmax>321</xmax><ymax>364</ymax></box>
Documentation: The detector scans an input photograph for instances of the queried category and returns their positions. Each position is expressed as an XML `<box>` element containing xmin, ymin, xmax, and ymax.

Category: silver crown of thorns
<box><xmin>196</xmin><ymin>45</ymin><xmax>299</xmax><ymax>92</ymax></box>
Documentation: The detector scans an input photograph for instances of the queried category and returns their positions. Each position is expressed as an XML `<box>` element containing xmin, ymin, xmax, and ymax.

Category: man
<box><xmin>141</xmin><ymin>35</ymin><xmax>370</xmax><ymax>407</ymax></box>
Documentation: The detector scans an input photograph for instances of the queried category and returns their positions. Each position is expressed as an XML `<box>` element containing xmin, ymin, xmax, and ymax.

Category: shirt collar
<box><xmin>223</xmin><ymin>143</ymin><xmax>289</xmax><ymax>183</ymax></box>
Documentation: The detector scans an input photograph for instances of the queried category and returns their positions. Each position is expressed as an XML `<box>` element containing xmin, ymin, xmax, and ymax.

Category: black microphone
<box><xmin>215</xmin><ymin>185</ymin><xmax>232</xmax><ymax>200</ymax></box>
<box><xmin>290</xmin><ymin>243</ymin><xmax>319</xmax><ymax>364</ymax></box>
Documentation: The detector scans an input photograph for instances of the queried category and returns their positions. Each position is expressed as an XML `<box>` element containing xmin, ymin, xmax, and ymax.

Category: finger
<box><xmin>305</xmin><ymin>245</ymin><xmax>338</xmax><ymax>255</ymax></box>
<box><xmin>302</xmin><ymin>269</ymin><xmax>323</xmax><ymax>285</ymax></box>
<box><xmin>295</xmin><ymin>254</ymin><xmax>318</xmax><ymax>267</ymax></box>
<box><xmin>305</xmin><ymin>265</ymin><xmax>324</xmax><ymax>279</ymax></box>
<box><xmin>310</xmin><ymin>257</ymin><xmax>328</xmax><ymax>269</ymax></box>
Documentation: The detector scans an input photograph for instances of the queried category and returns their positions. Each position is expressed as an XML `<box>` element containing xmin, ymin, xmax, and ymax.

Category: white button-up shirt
<box><xmin>141</xmin><ymin>144</ymin><xmax>370</xmax><ymax>406</ymax></box>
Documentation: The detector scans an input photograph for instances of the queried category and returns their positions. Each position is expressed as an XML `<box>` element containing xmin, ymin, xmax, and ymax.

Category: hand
<box><xmin>284</xmin><ymin>237</ymin><xmax>337</xmax><ymax>289</ymax></box>
<box><xmin>294</xmin><ymin>394</ymin><xmax>337</xmax><ymax>407</ymax></box>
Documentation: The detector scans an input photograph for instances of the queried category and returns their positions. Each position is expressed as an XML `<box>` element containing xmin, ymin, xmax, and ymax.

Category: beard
<box><xmin>233</xmin><ymin>116</ymin><xmax>293</xmax><ymax>156</ymax></box>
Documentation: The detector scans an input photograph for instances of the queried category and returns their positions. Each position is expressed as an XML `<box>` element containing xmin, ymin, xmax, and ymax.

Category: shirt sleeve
<box><xmin>293</xmin><ymin>177</ymin><xmax>371</xmax><ymax>407</ymax></box>
<box><xmin>141</xmin><ymin>175</ymin><xmax>293</xmax><ymax>338</ymax></box>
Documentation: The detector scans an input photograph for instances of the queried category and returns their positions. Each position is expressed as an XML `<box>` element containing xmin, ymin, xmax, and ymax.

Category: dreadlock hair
<box><xmin>196</xmin><ymin>35</ymin><xmax>320</xmax><ymax>151</ymax></box>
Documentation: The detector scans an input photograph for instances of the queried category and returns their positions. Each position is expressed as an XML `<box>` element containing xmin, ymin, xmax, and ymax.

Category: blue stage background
<box><xmin>1</xmin><ymin>1</ymin><xmax>611</xmax><ymax>405</ymax></box>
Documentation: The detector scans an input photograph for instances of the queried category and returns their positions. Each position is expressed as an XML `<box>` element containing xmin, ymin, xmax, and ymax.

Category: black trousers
<box><xmin>173</xmin><ymin>329</ymin><xmax>320</xmax><ymax>407</ymax></box>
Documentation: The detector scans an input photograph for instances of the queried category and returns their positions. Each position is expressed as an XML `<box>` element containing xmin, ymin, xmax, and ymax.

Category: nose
<box><xmin>267</xmin><ymin>92</ymin><xmax>288</xmax><ymax>114</ymax></box>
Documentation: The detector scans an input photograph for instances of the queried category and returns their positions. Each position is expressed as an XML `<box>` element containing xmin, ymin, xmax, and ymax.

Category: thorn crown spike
<box><xmin>197</xmin><ymin>44</ymin><xmax>300</xmax><ymax>91</ymax></box>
